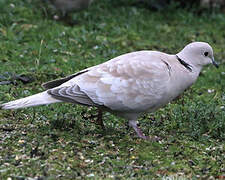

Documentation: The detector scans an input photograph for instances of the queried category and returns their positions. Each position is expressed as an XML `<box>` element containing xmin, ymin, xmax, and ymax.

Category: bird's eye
<box><xmin>204</xmin><ymin>52</ymin><xmax>209</xmax><ymax>56</ymax></box>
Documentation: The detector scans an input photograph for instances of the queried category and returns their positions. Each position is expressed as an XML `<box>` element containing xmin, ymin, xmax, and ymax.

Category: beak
<box><xmin>212</xmin><ymin>57</ymin><xmax>219</xmax><ymax>68</ymax></box>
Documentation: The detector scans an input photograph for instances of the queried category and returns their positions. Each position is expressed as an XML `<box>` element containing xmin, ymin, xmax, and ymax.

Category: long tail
<box><xmin>1</xmin><ymin>91</ymin><xmax>62</xmax><ymax>110</ymax></box>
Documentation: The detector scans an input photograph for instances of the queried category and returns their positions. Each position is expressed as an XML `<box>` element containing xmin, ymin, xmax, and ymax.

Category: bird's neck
<box><xmin>176</xmin><ymin>55</ymin><xmax>193</xmax><ymax>72</ymax></box>
<box><xmin>175</xmin><ymin>55</ymin><xmax>202</xmax><ymax>76</ymax></box>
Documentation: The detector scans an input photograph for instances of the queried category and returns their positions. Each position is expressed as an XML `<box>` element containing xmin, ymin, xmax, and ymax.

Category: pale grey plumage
<box><xmin>1</xmin><ymin>42</ymin><xmax>218</xmax><ymax>139</ymax></box>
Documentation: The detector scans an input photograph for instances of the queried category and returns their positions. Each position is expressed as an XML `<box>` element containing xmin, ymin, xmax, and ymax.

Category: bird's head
<box><xmin>176</xmin><ymin>42</ymin><xmax>219</xmax><ymax>69</ymax></box>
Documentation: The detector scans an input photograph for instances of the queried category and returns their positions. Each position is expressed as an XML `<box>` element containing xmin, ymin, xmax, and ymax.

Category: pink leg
<box><xmin>129</xmin><ymin>120</ymin><xmax>160</xmax><ymax>141</ymax></box>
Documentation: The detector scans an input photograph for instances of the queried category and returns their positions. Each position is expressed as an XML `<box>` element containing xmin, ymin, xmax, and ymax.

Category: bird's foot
<box><xmin>134</xmin><ymin>126</ymin><xmax>160</xmax><ymax>141</ymax></box>
<box><xmin>129</xmin><ymin>120</ymin><xmax>161</xmax><ymax>141</ymax></box>
<box><xmin>143</xmin><ymin>135</ymin><xmax>161</xmax><ymax>141</ymax></box>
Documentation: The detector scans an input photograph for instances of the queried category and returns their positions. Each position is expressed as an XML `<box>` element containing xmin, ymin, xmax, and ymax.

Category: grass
<box><xmin>0</xmin><ymin>0</ymin><xmax>225</xmax><ymax>179</ymax></box>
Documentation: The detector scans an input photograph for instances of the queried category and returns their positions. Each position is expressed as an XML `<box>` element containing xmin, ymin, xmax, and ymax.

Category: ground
<box><xmin>0</xmin><ymin>0</ymin><xmax>225</xmax><ymax>179</ymax></box>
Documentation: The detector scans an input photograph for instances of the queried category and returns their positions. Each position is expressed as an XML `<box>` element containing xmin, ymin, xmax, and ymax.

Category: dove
<box><xmin>1</xmin><ymin>42</ymin><xmax>218</xmax><ymax>140</ymax></box>
<box><xmin>49</xmin><ymin>0</ymin><xmax>94</xmax><ymax>16</ymax></box>
<box><xmin>43</xmin><ymin>0</ymin><xmax>94</xmax><ymax>25</ymax></box>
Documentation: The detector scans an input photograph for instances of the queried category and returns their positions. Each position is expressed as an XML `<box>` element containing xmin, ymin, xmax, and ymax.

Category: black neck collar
<box><xmin>176</xmin><ymin>55</ymin><xmax>192</xmax><ymax>72</ymax></box>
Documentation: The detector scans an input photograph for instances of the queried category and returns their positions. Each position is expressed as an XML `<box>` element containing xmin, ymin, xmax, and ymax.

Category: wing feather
<box><xmin>47</xmin><ymin>85</ymin><xmax>98</xmax><ymax>106</ymax></box>
<box><xmin>42</xmin><ymin>69</ymin><xmax>89</xmax><ymax>89</ymax></box>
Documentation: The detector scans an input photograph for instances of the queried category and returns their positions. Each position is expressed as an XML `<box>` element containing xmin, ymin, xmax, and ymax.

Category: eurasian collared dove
<box><xmin>1</xmin><ymin>42</ymin><xmax>218</xmax><ymax>140</ymax></box>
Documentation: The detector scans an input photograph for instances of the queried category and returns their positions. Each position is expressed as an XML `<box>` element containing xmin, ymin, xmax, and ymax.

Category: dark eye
<box><xmin>204</xmin><ymin>52</ymin><xmax>209</xmax><ymax>56</ymax></box>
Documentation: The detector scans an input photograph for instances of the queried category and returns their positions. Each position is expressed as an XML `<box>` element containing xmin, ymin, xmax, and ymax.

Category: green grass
<box><xmin>0</xmin><ymin>0</ymin><xmax>225</xmax><ymax>179</ymax></box>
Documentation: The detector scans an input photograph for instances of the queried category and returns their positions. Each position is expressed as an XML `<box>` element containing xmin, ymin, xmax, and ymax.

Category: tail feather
<box><xmin>1</xmin><ymin>91</ymin><xmax>62</xmax><ymax>110</ymax></box>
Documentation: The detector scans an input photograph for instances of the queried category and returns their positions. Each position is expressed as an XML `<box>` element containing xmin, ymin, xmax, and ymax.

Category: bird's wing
<box><xmin>47</xmin><ymin>84</ymin><xmax>98</xmax><ymax>106</ymax></box>
<box><xmin>42</xmin><ymin>68</ymin><xmax>90</xmax><ymax>89</ymax></box>
<box><xmin>47</xmin><ymin>51</ymin><xmax>172</xmax><ymax>112</ymax></box>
